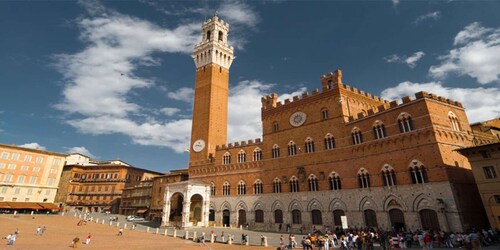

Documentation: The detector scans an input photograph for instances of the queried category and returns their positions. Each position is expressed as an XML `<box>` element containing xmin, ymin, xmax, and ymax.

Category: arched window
<box><xmin>218</xmin><ymin>31</ymin><xmax>223</xmax><ymax>42</ymax></box>
<box><xmin>352</xmin><ymin>128</ymin><xmax>363</xmax><ymax>145</ymax></box>
<box><xmin>321</xmin><ymin>108</ymin><xmax>329</xmax><ymax>120</ymax></box>
<box><xmin>333</xmin><ymin>210</ymin><xmax>345</xmax><ymax>226</ymax></box>
<box><xmin>381</xmin><ymin>164</ymin><xmax>397</xmax><ymax>187</ymax></box>
<box><xmin>373</xmin><ymin>121</ymin><xmax>387</xmax><ymax>139</ymax></box>
<box><xmin>311</xmin><ymin>210</ymin><xmax>323</xmax><ymax>225</ymax></box>
<box><xmin>292</xmin><ymin>209</ymin><xmax>302</xmax><ymax>224</ymax></box>
<box><xmin>324</xmin><ymin>134</ymin><xmax>335</xmax><ymax>150</ymax></box>
<box><xmin>272</xmin><ymin>144</ymin><xmax>280</xmax><ymax>158</ymax></box>
<box><xmin>409</xmin><ymin>160</ymin><xmax>428</xmax><ymax>184</ymax></box>
<box><xmin>288</xmin><ymin>141</ymin><xmax>297</xmax><ymax>156</ymax></box>
<box><xmin>308</xmin><ymin>174</ymin><xmax>319</xmax><ymax>191</ymax></box>
<box><xmin>305</xmin><ymin>137</ymin><xmax>315</xmax><ymax>153</ymax></box>
<box><xmin>223</xmin><ymin>181</ymin><xmax>230</xmax><ymax>195</ymax></box>
<box><xmin>254</xmin><ymin>179</ymin><xmax>263</xmax><ymax>194</ymax></box>
<box><xmin>238</xmin><ymin>180</ymin><xmax>246</xmax><ymax>195</ymax></box>
<box><xmin>364</xmin><ymin>209</ymin><xmax>378</xmax><ymax>228</ymax></box>
<box><xmin>273</xmin><ymin>177</ymin><xmax>282</xmax><ymax>193</ymax></box>
<box><xmin>255</xmin><ymin>209</ymin><xmax>264</xmax><ymax>223</ymax></box>
<box><xmin>253</xmin><ymin>148</ymin><xmax>262</xmax><ymax>161</ymax></box>
<box><xmin>448</xmin><ymin>111</ymin><xmax>461</xmax><ymax>131</ymax></box>
<box><xmin>358</xmin><ymin>168</ymin><xmax>370</xmax><ymax>188</ymax></box>
<box><xmin>290</xmin><ymin>176</ymin><xmax>299</xmax><ymax>192</ymax></box>
<box><xmin>223</xmin><ymin>152</ymin><xmax>231</xmax><ymax>165</ymax></box>
<box><xmin>237</xmin><ymin>150</ymin><xmax>246</xmax><ymax>163</ymax></box>
<box><xmin>329</xmin><ymin>172</ymin><xmax>342</xmax><ymax>190</ymax></box>
<box><xmin>274</xmin><ymin>209</ymin><xmax>283</xmax><ymax>223</ymax></box>
<box><xmin>206</xmin><ymin>31</ymin><xmax>211</xmax><ymax>41</ymax></box>
<box><xmin>398</xmin><ymin>112</ymin><xmax>415</xmax><ymax>133</ymax></box>
<box><xmin>210</xmin><ymin>182</ymin><xmax>216</xmax><ymax>196</ymax></box>
<box><xmin>273</xmin><ymin>122</ymin><xmax>279</xmax><ymax>132</ymax></box>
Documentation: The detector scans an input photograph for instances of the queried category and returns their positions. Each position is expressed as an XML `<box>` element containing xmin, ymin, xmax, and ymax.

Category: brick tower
<box><xmin>189</xmin><ymin>16</ymin><xmax>234</xmax><ymax>165</ymax></box>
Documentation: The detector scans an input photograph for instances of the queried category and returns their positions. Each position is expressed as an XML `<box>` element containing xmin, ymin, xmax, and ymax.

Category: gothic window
<box><xmin>288</xmin><ymin>141</ymin><xmax>297</xmax><ymax>156</ymax></box>
<box><xmin>290</xmin><ymin>176</ymin><xmax>299</xmax><ymax>193</ymax></box>
<box><xmin>305</xmin><ymin>137</ymin><xmax>315</xmax><ymax>153</ymax></box>
<box><xmin>409</xmin><ymin>160</ymin><xmax>428</xmax><ymax>184</ymax></box>
<box><xmin>274</xmin><ymin>209</ymin><xmax>283</xmax><ymax>223</ymax></box>
<box><xmin>254</xmin><ymin>179</ymin><xmax>263</xmax><ymax>194</ymax></box>
<box><xmin>273</xmin><ymin>177</ymin><xmax>282</xmax><ymax>193</ymax></box>
<box><xmin>255</xmin><ymin>209</ymin><xmax>264</xmax><ymax>223</ymax></box>
<box><xmin>324</xmin><ymin>133</ymin><xmax>335</xmax><ymax>150</ymax></box>
<box><xmin>308</xmin><ymin>174</ymin><xmax>319</xmax><ymax>191</ymax></box>
<box><xmin>292</xmin><ymin>209</ymin><xmax>302</xmax><ymax>224</ymax></box>
<box><xmin>329</xmin><ymin>172</ymin><xmax>342</xmax><ymax>190</ymax></box>
<box><xmin>223</xmin><ymin>181</ymin><xmax>230</xmax><ymax>195</ymax></box>
<box><xmin>238</xmin><ymin>180</ymin><xmax>246</xmax><ymax>195</ymax></box>
<box><xmin>237</xmin><ymin>150</ymin><xmax>246</xmax><ymax>163</ymax></box>
<box><xmin>223</xmin><ymin>152</ymin><xmax>231</xmax><ymax>165</ymax></box>
<box><xmin>448</xmin><ymin>111</ymin><xmax>461</xmax><ymax>131</ymax></box>
<box><xmin>373</xmin><ymin>121</ymin><xmax>386</xmax><ymax>139</ymax></box>
<box><xmin>210</xmin><ymin>182</ymin><xmax>216</xmax><ymax>196</ymax></box>
<box><xmin>272</xmin><ymin>144</ymin><xmax>280</xmax><ymax>159</ymax></box>
<box><xmin>321</xmin><ymin>108</ymin><xmax>329</xmax><ymax>120</ymax></box>
<box><xmin>352</xmin><ymin>128</ymin><xmax>363</xmax><ymax>145</ymax></box>
<box><xmin>273</xmin><ymin>122</ymin><xmax>279</xmax><ymax>132</ymax></box>
<box><xmin>358</xmin><ymin>169</ymin><xmax>370</xmax><ymax>188</ymax></box>
<box><xmin>311</xmin><ymin>210</ymin><xmax>323</xmax><ymax>225</ymax></box>
<box><xmin>253</xmin><ymin>148</ymin><xmax>262</xmax><ymax>161</ymax></box>
<box><xmin>206</xmin><ymin>31</ymin><xmax>211</xmax><ymax>41</ymax></box>
<box><xmin>381</xmin><ymin>164</ymin><xmax>397</xmax><ymax>187</ymax></box>
<box><xmin>398</xmin><ymin>113</ymin><xmax>415</xmax><ymax>133</ymax></box>
<box><xmin>364</xmin><ymin>209</ymin><xmax>378</xmax><ymax>228</ymax></box>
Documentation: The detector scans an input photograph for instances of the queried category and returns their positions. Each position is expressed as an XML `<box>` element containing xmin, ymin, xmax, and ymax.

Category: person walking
<box><xmin>36</xmin><ymin>226</ymin><xmax>41</xmax><ymax>236</ymax></box>
<box><xmin>41</xmin><ymin>226</ymin><xmax>46</xmax><ymax>236</ymax></box>
<box><xmin>85</xmin><ymin>233</ymin><xmax>91</xmax><ymax>245</ymax></box>
<box><xmin>72</xmin><ymin>236</ymin><xmax>80</xmax><ymax>248</ymax></box>
<box><xmin>117</xmin><ymin>228</ymin><xmax>123</xmax><ymax>236</ymax></box>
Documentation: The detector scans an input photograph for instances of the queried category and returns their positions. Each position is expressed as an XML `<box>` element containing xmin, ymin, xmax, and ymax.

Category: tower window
<box><xmin>290</xmin><ymin>176</ymin><xmax>299</xmax><ymax>192</ymax></box>
<box><xmin>409</xmin><ymin>161</ymin><xmax>428</xmax><ymax>184</ymax></box>
<box><xmin>448</xmin><ymin>111</ymin><xmax>461</xmax><ymax>131</ymax></box>
<box><xmin>373</xmin><ymin>121</ymin><xmax>386</xmax><ymax>139</ymax></box>
<box><xmin>324</xmin><ymin>134</ymin><xmax>335</xmax><ymax>150</ymax></box>
<box><xmin>218</xmin><ymin>31</ymin><xmax>223</xmax><ymax>42</ymax></box>
<box><xmin>237</xmin><ymin>150</ymin><xmax>246</xmax><ymax>163</ymax></box>
<box><xmin>273</xmin><ymin>122</ymin><xmax>279</xmax><ymax>132</ymax></box>
<box><xmin>352</xmin><ymin>128</ymin><xmax>363</xmax><ymax>145</ymax></box>
<box><xmin>381</xmin><ymin>165</ymin><xmax>397</xmax><ymax>187</ymax></box>
<box><xmin>253</xmin><ymin>148</ymin><xmax>262</xmax><ymax>161</ymax></box>
<box><xmin>223</xmin><ymin>152</ymin><xmax>231</xmax><ymax>165</ymax></box>
<box><xmin>328</xmin><ymin>172</ymin><xmax>342</xmax><ymax>190</ymax></box>
<box><xmin>206</xmin><ymin>31</ymin><xmax>211</xmax><ymax>41</ymax></box>
<box><xmin>223</xmin><ymin>181</ymin><xmax>230</xmax><ymax>195</ymax></box>
<box><xmin>272</xmin><ymin>145</ymin><xmax>280</xmax><ymax>159</ymax></box>
<box><xmin>305</xmin><ymin>137</ymin><xmax>315</xmax><ymax>153</ymax></box>
<box><xmin>238</xmin><ymin>180</ymin><xmax>246</xmax><ymax>195</ymax></box>
<box><xmin>254</xmin><ymin>179</ymin><xmax>263</xmax><ymax>194</ymax></box>
<box><xmin>308</xmin><ymin>174</ymin><xmax>319</xmax><ymax>191</ymax></box>
<box><xmin>210</xmin><ymin>182</ymin><xmax>216</xmax><ymax>196</ymax></box>
<box><xmin>321</xmin><ymin>109</ymin><xmax>329</xmax><ymax>119</ymax></box>
<box><xmin>288</xmin><ymin>141</ymin><xmax>297</xmax><ymax>156</ymax></box>
<box><xmin>398</xmin><ymin>113</ymin><xmax>415</xmax><ymax>133</ymax></box>
<box><xmin>358</xmin><ymin>169</ymin><xmax>370</xmax><ymax>189</ymax></box>
<box><xmin>273</xmin><ymin>178</ymin><xmax>282</xmax><ymax>193</ymax></box>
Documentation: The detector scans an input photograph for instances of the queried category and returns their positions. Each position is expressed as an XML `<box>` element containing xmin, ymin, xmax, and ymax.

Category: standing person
<box><xmin>36</xmin><ymin>226</ymin><xmax>41</xmax><ymax>236</ymax></box>
<box><xmin>41</xmin><ymin>226</ymin><xmax>46</xmax><ymax>236</ymax></box>
<box><xmin>221</xmin><ymin>231</ymin><xmax>225</xmax><ymax>243</ymax></box>
<box><xmin>132</xmin><ymin>224</ymin><xmax>136</xmax><ymax>230</ymax></box>
<box><xmin>424</xmin><ymin>233</ymin><xmax>433</xmax><ymax>250</ymax></box>
<box><xmin>72</xmin><ymin>236</ymin><xmax>80</xmax><ymax>248</ymax></box>
<box><xmin>9</xmin><ymin>233</ymin><xmax>16</xmax><ymax>246</ymax></box>
<box><xmin>117</xmin><ymin>228</ymin><xmax>123</xmax><ymax>236</ymax></box>
<box><xmin>280</xmin><ymin>235</ymin><xmax>284</xmax><ymax>248</ymax></box>
<box><xmin>85</xmin><ymin>233</ymin><xmax>91</xmax><ymax>245</ymax></box>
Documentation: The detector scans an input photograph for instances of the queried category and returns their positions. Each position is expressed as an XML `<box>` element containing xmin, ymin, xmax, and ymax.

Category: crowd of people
<box><xmin>278</xmin><ymin>227</ymin><xmax>500</xmax><ymax>250</ymax></box>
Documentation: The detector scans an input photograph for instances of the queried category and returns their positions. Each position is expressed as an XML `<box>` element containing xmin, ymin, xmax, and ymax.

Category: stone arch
<box><xmin>271</xmin><ymin>200</ymin><xmax>284</xmax><ymax>211</ymax></box>
<box><xmin>383</xmin><ymin>194</ymin><xmax>407</xmax><ymax>211</ymax></box>
<box><xmin>221</xmin><ymin>201</ymin><xmax>232</xmax><ymax>211</ymax></box>
<box><xmin>359</xmin><ymin>196</ymin><xmax>378</xmax><ymax>211</ymax></box>
<box><xmin>253</xmin><ymin>200</ymin><xmax>265</xmax><ymax>211</ymax></box>
<box><xmin>235</xmin><ymin>200</ymin><xmax>248</xmax><ymax>211</ymax></box>
<box><xmin>329</xmin><ymin>198</ymin><xmax>347</xmax><ymax>212</ymax></box>
<box><xmin>408</xmin><ymin>159</ymin><xmax>425</xmax><ymax>169</ymax></box>
<box><xmin>307</xmin><ymin>198</ymin><xmax>324</xmax><ymax>212</ymax></box>
<box><xmin>288</xmin><ymin>199</ymin><xmax>303</xmax><ymax>212</ymax></box>
<box><xmin>209</xmin><ymin>201</ymin><xmax>216</xmax><ymax>210</ymax></box>
<box><xmin>412</xmin><ymin>193</ymin><xmax>436</xmax><ymax>212</ymax></box>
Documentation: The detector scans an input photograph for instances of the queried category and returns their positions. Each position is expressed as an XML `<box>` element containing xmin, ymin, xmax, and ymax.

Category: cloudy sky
<box><xmin>1</xmin><ymin>1</ymin><xmax>499</xmax><ymax>173</ymax></box>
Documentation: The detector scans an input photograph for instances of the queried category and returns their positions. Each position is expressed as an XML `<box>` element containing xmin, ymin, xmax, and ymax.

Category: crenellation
<box><xmin>352</xmin><ymin>87</ymin><xmax>359</xmax><ymax>94</ymax></box>
<box><xmin>348</xmin><ymin>116</ymin><xmax>355</xmax><ymax>122</ymax></box>
<box><xmin>360</xmin><ymin>90</ymin><xmax>365</xmax><ymax>96</ymax></box>
<box><xmin>367</xmin><ymin>109</ymin><xmax>375</xmax><ymax>115</ymax></box>
<box><xmin>276</xmin><ymin>101</ymin><xmax>283</xmax><ymax>107</ymax></box>
<box><xmin>312</xmin><ymin>88</ymin><xmax>319</xmax><ymax>95</ymax></box>
<box><xmin>293</xmin><ymin>95</ymin><xmax>300</xmax><ymax>101</ymax></box>
<box><xmin>247</xmin><ymin>139</ymin><xmax>254</xmax><ymax>144</ymax></box>
<box><xmin>255</xmin><ymin>138</ymin><xmax>261</xmax><ymax>143</ymax></box>
<box><xmin>438</xmin><ymin>96</ymin><xmax>446</xmax><ymax>102</ymax></box>
<box><xmin>357</xmin><ymin>112</ymin><xmax>365</xmax><ymax>118</ymax></box>
<box><xmin>302</xmin><ymin>92</ymin><xmax>309</xmax><ymax>98</ymax></box>
<box><xmin>390</xmin><ymin>100</ymin><xmax>399</xmax><ymax>108</ymax></box>
<box><xmin>415</xmin><ymin>91</ymin><xmax>428</xmax><ymax>99</ymax></box>
<box><xmin>240</xmin><ymin>141</ymin><xmax>246</xmax><ymax>146</ymax></box>
<box><xmin>234</xmin><ymin>142</ymin><xmax>240</xmax><ymax>147</ymax></box>
<box><xmin>284</xmin><ymin>98</ymin><xmax>291</xmax><ymax>104</ymax></box>
<box><xmin>377</xmin><ymin>105</ymin><xmax>386</xmax><ymax>112</ymax></box>
<box><xmin>402</xmin><ymin>96</ymin><xmax>412</xmax><ymax>104</ymax></box>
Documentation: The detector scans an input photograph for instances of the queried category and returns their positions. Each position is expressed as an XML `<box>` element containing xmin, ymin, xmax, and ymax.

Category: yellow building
<box><xmin>0</xmin><ymin>144</ymin><xmax>66</xmax><ymax>211</ymax></box>
<box><xmin>458</xmin><ymin>141</ymin><xmax>500</xmax><ymax>229</ymax></box>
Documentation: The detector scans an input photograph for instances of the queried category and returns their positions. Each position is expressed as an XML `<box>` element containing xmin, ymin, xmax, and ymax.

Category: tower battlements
<box><xmin>216</xmin><ymin>138</ymin><xmax>262</xmax><ymax>151</ymax></box>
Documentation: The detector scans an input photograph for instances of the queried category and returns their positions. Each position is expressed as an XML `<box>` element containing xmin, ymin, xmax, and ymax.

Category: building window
<box><xmin>36</xmin><ymin>156</ymin><xmax>43</xmax><ymax>164</ymax></box>
<box><xmin>272</xmin><ymin>145</ymin><xmax>280</xmax><ymax>158</ymax></box>
<box><xmin>7</xmin><ymin>164</ymin><xmax>16</xmax><ymax>170</ymax></box>
<box><xmin>358</xmin><ymin>169</ymin><xmax>370</xmax><ymax>188</ymax></box>
<box><xmin>364</xmin><ymin>209</ymin><xmax>378</xmax><ymax>228</ymax></box>
<box><xmin>24</xmin><ymin>155</ymin><xmax>32</xmax><ymax>162</ymax></box>
<box><xmin>21</xmin><ymin>165</ymin><xmax>29</xmax><ymax>171</ymax></box>
<box><xmin>53</xmin><ymin>158</ymin><xmax>61</xmax><ymax>166</ymax></box>
<box><xmin>329</xmin><ymin>172</ymin><xmax>342</xmax><ymax>190</ymax></box>
<box><xmin>33</xmin><ymin>167</ymin><xmax>40</xmax><ymax>172</ymax></box>
<box><xmin>308</xmin><ymin>174</ymin><xmax>319</xmax><ymax>191</ymax></box>
<box><xmin>47</xmin><ymin>177</ymin><xmax>55</xmax><ymax>186</ymax></box>
<box><xmin>210</xmin><ymin>182</ymin><xmax>216</xmax><ymax>196</ymax></box>
<box><xmin>273</xmin><ymin>178</ymin><xmax>282</xmax><ymax>193</ymax></box>
<box><xmin>398</xmin><ymin>113</ymin><xmax>415</xmax><ymax>133</ymax></box>
<box><xmin>483</xmin><ymin>166</ymin><xmax>497</xmax><ymax>179</ymax></box>
<box><xmin>254</xmin><ymin>179</ymin><xmax>263</xmax><ymax>194</ymax></box>
<box><xmin>352</xmin><ymin>128</ymin><xmax>363</xmax><ymax>145</ymax></box>
<box><xmin>253</xmin><ymin>148</ymin><xmax>262</xmax><ymax>161</ymax></box>
<box><xmin>50</xmin><ymin>168</ymin><xmax>57</xmax><ymax>174</ymax></box>
<box><xmin>223</xmin><ymin>152</ymin><xmax>231</xmax><ymax>165</ymax></box>
<box><xmin>324</xmin><ymin>134</ymin><xmax>335</xmax><ymax>150</ymax></box>
<box><xmin>274</xmin><ymin>210</ymin><xmax>283</xmax><ymax>223</ymax></box>
<box><xmin>237</xmin><ymin>180</ymin><xmax>246</xmax><ymax>195</ymax></box>
<box><xmin>11</xmin><ymin>153</ymin><xmax>20</xmax><ymax>160</ymax></box>
<box><xmin>1</xmin><ymin>152</ymin><xmax>8</xmax><ymax>159</ymax></box>
<box><xmin>409</xmin><ymin>161</ymin><xmax>428</xmax><ymax>184</ymax></box>
<box><xmin>292</xmin><ymin>209</ymin><xmax>302</xmax><ymax>224</ymax></box>
<box><xmin>223</xmin><ymin>181</ymin><xmax>230</xmax><ymax>196</ymax></box>
<box><xmin>373</xmin><ymin>121</ymin><xmax>386</xmax><ymax>139</ymax></box>
<box><xmin>381</xmin><ymin>166</ymin><xmax>397</xmax><ymax>187</ymax></box>
<box><xmin>17</xmin><ymin>175</ymin><xmax>25</xmax><ymax>184</ymax></box>
<box><xmin>448</xmin><ymin>111</ymin><xmax>461</xmax><ymax>131</ymax></box>
<box><xmin>305</xmin><ymin>137</ymin><xmax>315</xmax><ymax>153</ymax></box>
<box><xmin>14</xmin><ymin>188</ymin><xmax>20</xmax><ymax>194</ymax></box>
<box><xmin>288</xmin><ymin>141</ymin><xmax>297</xmax><ymax>156</ymax></box>
<box><xmin>321</xmin><ymin>109</ymin><xmax>329</xmax><ymax>120</ymax></box>
<box><xmin>0</xmin><ymin>163</ymin><xmax>4</xmax><ymax>169</ymax></box>
<box><xmin>1</xmin><ymin>187</ymin><xmax>7</xmax><ymax>194</ymax></box>
<box><xmin>255</xmin><ymin>209</ymin><xmax>264</xmax><ymax>223</ymax></box>
<box><xmin>45</xmin><ymin>189</ymin><xmax>51</xmax><ymax>196</ymax></box>
<box><xmin>4</xmin><ymin>173</ymin><xmax>13</xmax><ymax>182</ymax></box>
<box><xmin>237</xmin><ymin>150</ymin><xmax>246</xmax><ymax>163</ymax></box>
<box><xmin>273</xmin><ymin>122</ymin><xmax>279</xmax><ymax>132</ymax></box>
<box><xmin>12</xmin><ymin>197</ymin><xmax>17</xmax><ymax>202</ymax></box>
<box><xmin>29</xmin><ymin>176</ymin><xmax>37</xmax><ymax>184</ymax></box>
<box><xmin>290</xmin><ymin>176</ymin><xmax>299</xmax><ymax>193</ymax></box>
<box><xmin>311</xmin><ymin>210</ymin><xmax>323</xmax><ymax>225</ymax></box>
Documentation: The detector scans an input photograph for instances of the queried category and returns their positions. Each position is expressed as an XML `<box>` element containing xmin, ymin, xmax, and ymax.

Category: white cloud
<box><xmin>392</xmin><ymin>0</ymin><xmax>400</xmax><ymax>6</ymax></box>
<box><xmin>218</xmin><ymin>1</ymin><xmax>259</xmax><ymax>28</ymax></box>
<box><xmin>160</xmin><ymin>107</ymin><xmax>181</xmax><ymax>116</ymax></box>
<box><xmin>18</xmin><ymin>142</ymin><xmax>47</xmax><ymax>151</ymax></box>
<box><xmin>413</xmin><ymin>11</ymin><xmax>441</xmax><ymax>25</ymax></box>
<box><xmin>66</xmin><ymin>146</ymin><xmax>96</xmax><ymax>158</ymax></box>
<box><xmin>381</xmin><ymin>81</ymin><xmax>500</xmax><ymax>123</ymax></box>
<box><xmin>430</xmin><ymin>22</ymin><xmax>500</xmax><ymax>84</ymax></box>
<box><xmin>384</xmin><ymin>51</ymin><xmax>425</xmax><ymax>68</ymax></box>
<box><xmin>167</xmin><ymin>87</ymin><xmax>194</xmax><ymax>103</ymax></box>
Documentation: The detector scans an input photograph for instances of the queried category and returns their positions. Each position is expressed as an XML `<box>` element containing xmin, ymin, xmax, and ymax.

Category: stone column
<box><xmin>202</xmin><ymin>201</ymin><xmax>210</xmax><ymax>227</ymax></box>
<box><xmin>182</xmin><ymin>201</ymin><xmax>191</xmax><ymax>227</ymax></box>
<box><xmin>162</xmin><ymin>189</ymin><xmax>171</xmax><ymax>227</ymax></box>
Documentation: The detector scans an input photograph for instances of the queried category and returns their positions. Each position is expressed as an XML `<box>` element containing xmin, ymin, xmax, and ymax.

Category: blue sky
<box><xmin>1</xmin><ymin>0</ymin><xmax>499</xmax><ymax>173</ymax></box>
